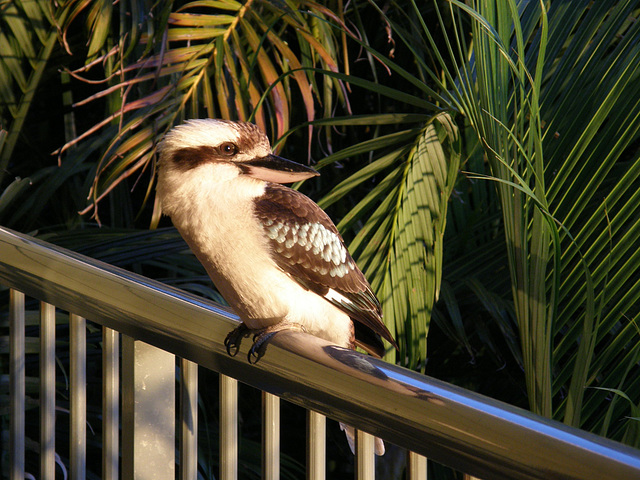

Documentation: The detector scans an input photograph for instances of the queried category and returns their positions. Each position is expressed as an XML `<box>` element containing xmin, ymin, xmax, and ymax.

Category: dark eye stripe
<box><xmin>170</xmin><ymin>145</ymin><xmax>217</xmax><ymax>170</ymax></box>
<box><xmin>169</xmin><ymin>144</ymin><xmax>239</xmax><ymax>171</ymax></box>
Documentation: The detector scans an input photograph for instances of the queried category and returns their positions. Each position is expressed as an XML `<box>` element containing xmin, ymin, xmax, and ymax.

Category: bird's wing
<box><xmin>253</xmin><ymin>184</ymin><xmax>398</xmax><ymax>356</ymax></box>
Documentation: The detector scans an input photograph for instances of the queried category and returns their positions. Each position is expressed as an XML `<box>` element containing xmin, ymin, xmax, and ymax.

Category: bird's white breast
<box><xmin>157</xmin><ymin>162</ymin><xmax>353</xmax><ymax>346</ymax></box>
<box><xmin>159</xmin><ymin>162</ymin><xmax>276</xmax><ymax>316</ymax></box>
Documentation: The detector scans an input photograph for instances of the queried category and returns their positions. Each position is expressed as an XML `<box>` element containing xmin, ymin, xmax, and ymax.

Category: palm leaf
<box><xmin>0</xmin><ymin>0</ymin><xmax>62</xmax><ymax>186</ymax></box>
<box><xmin>360</xmin><ymin>0</ymin><xmax>640</xmax><ymax>439</ymax></box>
<box><xmin>55</xmin><ymin>0</ymin><xmax>353</xmax><ymax>222</ymax></box>
<box><xmin>417</xmin><ymin>0</ymin><xmax>640</xmax><ymax>437</ymax></box>
<box><xmin>318</xmin><ymin>113</ymin><xmax>460</xmax><ymax>369</ymax></box>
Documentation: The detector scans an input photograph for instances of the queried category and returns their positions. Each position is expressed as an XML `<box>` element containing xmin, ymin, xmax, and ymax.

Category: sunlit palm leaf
<box><xmin>56</xmin><ymin>0</ymin><xmax>351</xmax><ymax>222</ymax></box>
<box><xmin>319</xmin><ymin>113</ymin><xmax>460</xmax><ymax>369</ymax></box>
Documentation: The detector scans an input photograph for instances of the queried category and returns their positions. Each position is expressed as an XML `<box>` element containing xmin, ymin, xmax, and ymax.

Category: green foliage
<box><xmin>318</xmin><ymin>113</ymin><xmax>461</xmax><ymax>369</ymax></box>
<box><xmin>53</xmin><ymin>0</ymin><xmax>354</xmax><ymax>224</ymax></box>
<box><xmin>0</xmin><ymin>0</ymin><xmax>60</xmax><ymax>185</ymax></box>
<box><xmin>400</xmin><ymin>0</ymin><xmax>640</xmax><ymax>442</ymax></box>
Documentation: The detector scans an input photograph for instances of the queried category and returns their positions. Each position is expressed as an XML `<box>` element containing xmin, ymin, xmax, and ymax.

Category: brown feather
<box><xmin>253</xmin><ymin>184</ymin><xmax>398</xmax><ymax>355</ymax></box>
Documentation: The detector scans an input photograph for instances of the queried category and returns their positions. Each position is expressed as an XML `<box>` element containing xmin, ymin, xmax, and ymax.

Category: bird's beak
<box><xmin>240</xmin><ymin>154</ymin><xmax>320</xmax><ymax>184</ymax></box>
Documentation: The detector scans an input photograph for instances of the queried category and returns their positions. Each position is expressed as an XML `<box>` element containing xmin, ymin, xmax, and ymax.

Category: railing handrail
<box><xmin>2</xmin><ymin>225</ymin><xmax>640</xmax><ymax>480</ymax></box>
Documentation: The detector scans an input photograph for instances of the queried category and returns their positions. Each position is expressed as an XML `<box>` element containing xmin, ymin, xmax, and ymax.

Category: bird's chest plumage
<box><xmin>166</xmin><ymin>178</ymin><xmax>276</xmax><ymax>312</ymax></box>
<box><xmin>158</xmin><ymin>166</ymin><xmax>354</xmax><ymax>347</ymax></box>
<box><xmin>159</xmin><ymin>171</ymin><xmax>303</xmax><ymax>326</ymax></box>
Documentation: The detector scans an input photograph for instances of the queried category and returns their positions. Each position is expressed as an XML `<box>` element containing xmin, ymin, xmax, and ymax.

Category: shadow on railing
<box><xmin>2</xmin><ymin>225</ymin><xmax>640</xmax><ymax>480</ymax></box>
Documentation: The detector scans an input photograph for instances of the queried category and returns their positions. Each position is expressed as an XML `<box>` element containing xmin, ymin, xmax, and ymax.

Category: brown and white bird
<box><xmin>156</xmin><ymin>119</ymin><xmax>397</xmax><ymax>455</ymax></box>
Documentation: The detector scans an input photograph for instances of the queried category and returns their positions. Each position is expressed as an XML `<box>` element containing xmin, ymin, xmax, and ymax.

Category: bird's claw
<box><xmin>224</xmin><ymin>321</ymin><xmax>306</xmax><ymax>363</ymax></box>
<box><xmin>223</xmin><ymin>323</ymin><xmax>270</xmax><ymax>362</ymax></box>
<box><xmin>247</xmin><ymin>331</ymin><xmax>276</xmax><ymax>364</ymax></box>
<box><xmin>224</xmin><ymin>323</ymin><xmax>250</xmax><ymax>356</ymax></box>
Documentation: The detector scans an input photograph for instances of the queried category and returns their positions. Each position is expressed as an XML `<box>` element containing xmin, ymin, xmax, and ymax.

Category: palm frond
<box><xmin>319</xmin><ymin>113</ymin><xmax>460</xmax><ymax>369</ymax></box>
<box><xmin>55</xmin><ymin>0</ymin><xmax>353</xmax><ymax>222</ymax></box>
<box><xmin>426</xmin><ymin>0</ymin><xmax>640</xmax><ymax>436</ymax></box>
<box><xmin>0</xmin><ymin>0</ymin><xmax>61</xmax><ymax>186</ymax></box>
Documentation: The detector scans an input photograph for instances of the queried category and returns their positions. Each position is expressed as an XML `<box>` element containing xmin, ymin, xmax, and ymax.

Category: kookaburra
<box><xmin>156</xmin><ymin>119</ymin><xmax>398</xmax><ymax>455</ymax></box>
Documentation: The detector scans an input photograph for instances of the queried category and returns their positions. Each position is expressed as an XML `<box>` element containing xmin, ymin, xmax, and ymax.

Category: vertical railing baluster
<box><xmin>409</xmin><ymin>451</ymin><xmax>427</xmax><ymax>479</ymax></box>
<box><xmin>356</xmin><ymin>430</ymin><xmax>375</xmax><ymax>480</ymax></box>
<box><xmin>103</xmin><ymin>327</ymin><xmax>119</xmax><ymax>480</ymax></box>
<box><xmin>10</xmin><ymin>289</ymin><xmax>25</xmax><ymax>480</ymax></box>
<box><xmin>181</xmin><ymin>358</ymin><xmax>198</xmax><ymax>480</ymax></box>
<box><xmin>220</xmin><ymin>374</ymin><xmax>238</xmax><ymax>480</ymax></box>
<box><xmin>262</xmin><ymin>392</ymin><xmax>280</xmax><ymax>480</ymax></box>
<box><xmin>122</xmin><ymin>337</ymin><xmax>175</xmax><ymax>479</ymax></box>
<box><xmin>70</xmin><ymin>313</ymin><xmax>86</xmax><ymax>480</ymax></box>
<box><xmin>40</xmin><ymin>302</ymin><xmax>56</xmax><ymax>479</ymax></box>
<box><xmin>307</xmin><ymin>410</ymin><xmax>326</xmax><ymax>480</ymax></box>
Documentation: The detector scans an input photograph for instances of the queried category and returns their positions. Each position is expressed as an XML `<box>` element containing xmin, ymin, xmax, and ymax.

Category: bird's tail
<box><xmin>339</xmin><ymin>422</ymin><xmax>385</xmax><ymax>456</ymax></box>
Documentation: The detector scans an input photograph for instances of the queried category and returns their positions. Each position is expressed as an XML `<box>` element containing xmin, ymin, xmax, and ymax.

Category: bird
<box><xmin>155</xmin><ymin>118</ymin><xmax>398</xmax><ymax>455</ymax></box>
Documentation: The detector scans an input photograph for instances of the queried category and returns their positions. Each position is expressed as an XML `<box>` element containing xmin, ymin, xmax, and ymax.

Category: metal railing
<box><xmin>3</xmin><ymin>225</ymin><xmax>640</xmax><ymax>480</ymax></box>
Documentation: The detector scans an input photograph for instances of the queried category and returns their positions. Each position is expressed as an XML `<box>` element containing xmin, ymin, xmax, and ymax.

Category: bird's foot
<box><xmin>224</xmin><ymin>323</ymin><xmax>251</xmax><ymax>357</ymax></box>
<box><xmin>247</xmin><ymin>321</ymin><xmax>307</xmax><ymax>364</ymax></box>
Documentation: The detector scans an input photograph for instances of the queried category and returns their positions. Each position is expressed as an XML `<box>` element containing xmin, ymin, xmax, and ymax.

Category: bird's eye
<box><xmin>220</xmin><ymin>142</ymin><xmax>238</xmax><ymax>156</ymax></box>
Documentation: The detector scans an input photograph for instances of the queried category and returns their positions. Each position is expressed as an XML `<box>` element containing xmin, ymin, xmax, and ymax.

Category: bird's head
<box><xmin>157</xmin><ymin>119</ymin><xmax>319</xmax><ymax>184</ymax></box>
